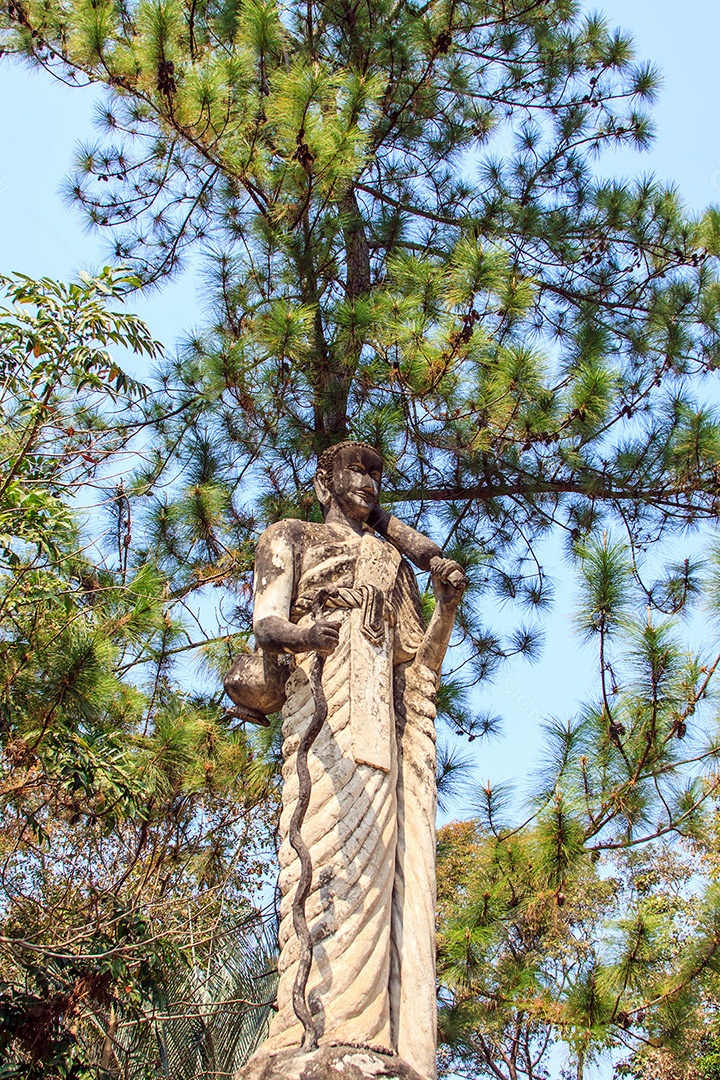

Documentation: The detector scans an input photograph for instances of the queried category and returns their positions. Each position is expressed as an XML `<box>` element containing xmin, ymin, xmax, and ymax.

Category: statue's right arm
<box><xmin>253</xmin><ymin>523</ymin><xmax>339</xmax><ymax>656</ymax></box>
<box><xmin>368</xmin><ymin>507</ymin><xmax>466</xmax><ymax>589</ymax></box>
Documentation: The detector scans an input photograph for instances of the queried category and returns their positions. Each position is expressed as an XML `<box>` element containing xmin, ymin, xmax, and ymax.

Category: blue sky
<box><xmin>592</xmin><ymin>0</ymin><xmax>720</xmax><ymax>212</ymax></box>
<box><xmin>0</xmin><ymin>61</ymin><xmax>200</xmax><ymax>346</ymax></box>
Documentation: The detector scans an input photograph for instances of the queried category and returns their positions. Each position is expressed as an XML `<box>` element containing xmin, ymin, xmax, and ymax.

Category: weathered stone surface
<box><xmin>235</xmin><ymin>1043</ymin><xmax>426</xmax><ymax>1080</ymax></box>
<box><xmin>225</xmin><ymin>442</ymin><xmax>467</xmax><ymax>1080</ymax></box>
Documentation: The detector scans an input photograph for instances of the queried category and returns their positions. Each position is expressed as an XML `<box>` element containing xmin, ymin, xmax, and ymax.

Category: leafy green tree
<box><xmin>0</xmin><ymin>271</ymin><xmax>277</xmax><ymax>1078</ymax></box>
<box><xmin>102</xmin><ymin>913</ymin><xmax>277</xmax><ymax>1078</ymax></box>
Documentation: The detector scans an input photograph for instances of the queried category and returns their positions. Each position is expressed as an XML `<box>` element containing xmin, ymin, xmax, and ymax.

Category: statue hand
<box><xmin>305</xmin><ymin>619</ymin><xmax>341</xmax><ymax>655</ymax></box>
<box><xmin>430</xmin><ymin>556</ymin><xmax>468</xmax><ymax>607</ymax></box>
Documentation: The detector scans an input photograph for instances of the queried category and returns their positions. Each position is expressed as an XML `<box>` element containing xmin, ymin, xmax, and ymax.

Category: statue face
<box><xmin>330</xmin><ymin>444</ymin><xmax>383</xmax><ymax>525</ymax></box>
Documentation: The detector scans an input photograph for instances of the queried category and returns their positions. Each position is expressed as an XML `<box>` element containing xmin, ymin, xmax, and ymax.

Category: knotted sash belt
<box><xmin>293</xmin><ymin>584</ymin><xmax>388</xmax><ymax>645</ymax></box>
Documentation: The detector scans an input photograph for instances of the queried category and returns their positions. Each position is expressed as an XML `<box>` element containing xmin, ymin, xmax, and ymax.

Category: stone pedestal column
<box><xmin>235</xmin><ymin>1043</ymin><xmax>426</xmax><ymax>1080</ymax></box>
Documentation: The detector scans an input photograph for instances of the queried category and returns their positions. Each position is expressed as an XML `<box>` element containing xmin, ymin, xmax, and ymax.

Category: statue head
<box><xmin>314</xmin><ymin>441</ymin><xmax>383</xmax><ymax>525</ymax></box>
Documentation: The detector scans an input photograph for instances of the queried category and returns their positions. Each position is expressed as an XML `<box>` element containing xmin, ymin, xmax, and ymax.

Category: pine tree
<box><xmin>3</xmin><ymin>0</ymin><xmax>718</xmax><ymax>717</ymax></box>
<box><xmin>5</xmin><ymin>0</ymin><xmax>720</xmax><ymax>1072</ymax></box>
<box><xmin>2</xmin><ymin>0</ymin><xmax>720</xmax><ymax>532</ymax></box>
<box><xmin>436</xmin><ymin>537</ymin><xmax>720</xmax><ymax>1077</ymax></box>
<box><xmin>435</xmin><ymin>817</ymin><xmax>714</xmax><ymax>1080</ymax></box>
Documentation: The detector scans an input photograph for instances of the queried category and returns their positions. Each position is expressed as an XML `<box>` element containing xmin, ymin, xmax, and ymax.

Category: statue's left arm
<box><xmin>416</xmin><ymin>557</ymin><xmax>467</xmax><ymax>675</ymax></box>
<box><xmin>367</xmin><ymin>506</ymin><xmax>467</xmax><ymax>674</ymax></box>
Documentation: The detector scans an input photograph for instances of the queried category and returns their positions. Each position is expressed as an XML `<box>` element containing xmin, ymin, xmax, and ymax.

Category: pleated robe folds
<box><xmin>252</xmin><ymin>520</ymin><xmax>439</xmax><ymax>1080</ymax></box>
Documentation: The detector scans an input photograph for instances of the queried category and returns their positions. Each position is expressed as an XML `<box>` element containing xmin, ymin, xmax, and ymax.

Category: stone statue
<box><xmin>226</xmin><ymin>442</ymin><xmax>467</xmax><ymax>1080</ymax></box>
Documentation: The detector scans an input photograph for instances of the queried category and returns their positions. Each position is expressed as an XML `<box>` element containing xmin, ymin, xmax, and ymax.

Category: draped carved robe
<box><xmin>252</xmin><ymin>519</ymin><xmax>439</xmax><ymax>1080</ymax></box>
